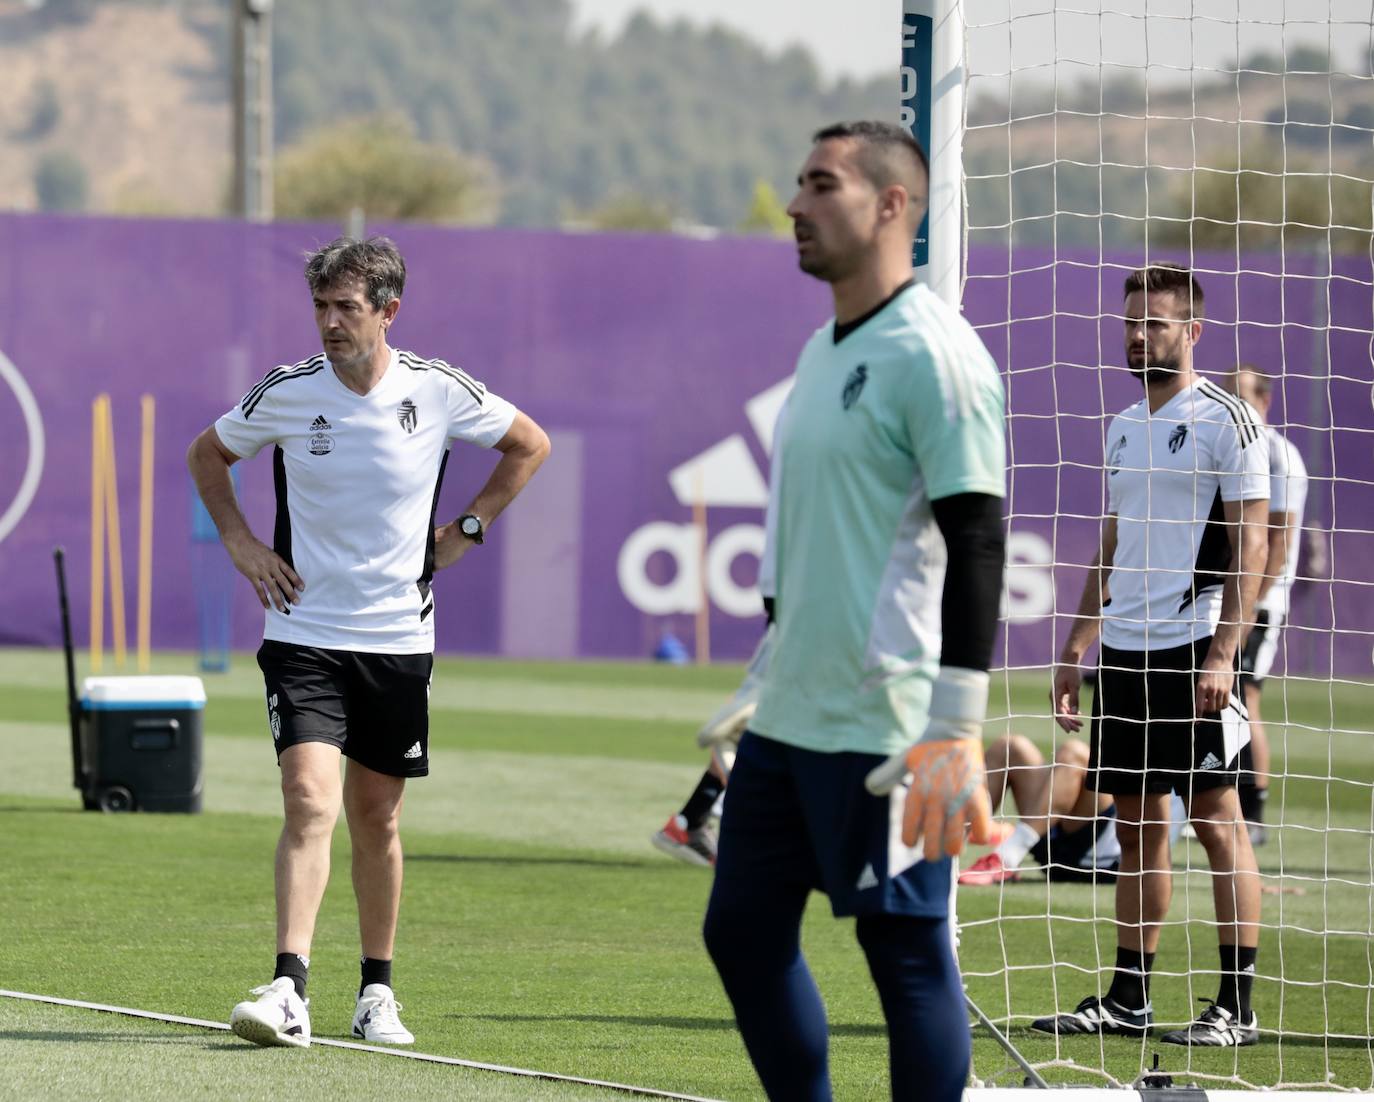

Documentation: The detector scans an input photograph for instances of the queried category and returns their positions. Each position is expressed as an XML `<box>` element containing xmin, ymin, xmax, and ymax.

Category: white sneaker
<box><xmin>352</xmin><ymin>983</ymin><xmax>414</xmax><ymax>1044</ymax></box>
<box><xmin>230</xmin><ymin>977</ymin><xmax>311</xmax><ymax>1048</ymax></box>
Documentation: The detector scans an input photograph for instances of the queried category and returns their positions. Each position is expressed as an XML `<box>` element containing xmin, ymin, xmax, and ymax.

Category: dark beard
<box><xmin>1130</xmin><ymin>359</ymin><xmax>1180</xmax><ymax>385</ymax></box>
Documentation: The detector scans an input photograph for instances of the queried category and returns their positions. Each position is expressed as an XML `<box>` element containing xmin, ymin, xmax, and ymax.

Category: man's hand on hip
<box><xmin>432</xmin><ymin>521</ymin><xmax>474</xmax><ymax>570</ymax></box>
<box><xmin>225</xmin><ymin>533</ymin><xmax>304</xmax><ymax>612</ymax></box>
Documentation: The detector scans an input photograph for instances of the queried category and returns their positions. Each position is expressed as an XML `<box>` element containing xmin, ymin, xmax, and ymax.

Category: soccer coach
<box><xmin>188</xmin><ymin>236</ymin><xmax>549</xmax><ymax>1048</ymax></box>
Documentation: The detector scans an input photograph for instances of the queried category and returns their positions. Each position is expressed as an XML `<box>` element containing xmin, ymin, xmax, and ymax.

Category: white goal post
<box><xmin>902</xmin><ymin>1</ymin><xmax>1374</xmax><ymax>1095</ymax></box>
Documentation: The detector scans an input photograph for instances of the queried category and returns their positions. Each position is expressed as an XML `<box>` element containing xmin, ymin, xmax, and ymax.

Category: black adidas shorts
<box><xmin>1088</xmin><ymin>636</ymin><xmax>1248</xmax><ymax>798</ymax></box>
<box><xmin>257</xmin><ymin>640</ymin><xmax>433</xmax><ymax>778</ymax></box>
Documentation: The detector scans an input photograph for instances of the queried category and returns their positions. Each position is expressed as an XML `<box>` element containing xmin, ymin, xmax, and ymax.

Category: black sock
<box><xmin>680</xmin><ymin>769</ymin><xmax>726</xmax><ymax>830</ymax></box>
<box><xmin>1106</xmin><ymin>947</ymin><xmax>1155</xmax><ymax>1009</ymax></box>
<box><xmin>1217</xmin><ymin>944</ymin><xmax>1257</xmax><ymax>1019</ymax></box>
<box><xmin>274</xmin><ymin>952</ymin><xmax>309</xmax><ymax>1000</ymax></box>
<box><xmin>361</xmin><ymin>956</ymin><xmax>392</xmax><ymax>996</ymax></box>
<box><xmin>1239</xmin><ymin>783</ymin><xmax>1268</xmax><ymax>824</ymax></box>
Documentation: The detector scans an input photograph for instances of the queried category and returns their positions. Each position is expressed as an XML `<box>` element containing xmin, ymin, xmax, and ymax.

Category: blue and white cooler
<box><xmin>78</xmin><ymin>676</ymin><xmax>205</xmax><ymax>813</ymax></box>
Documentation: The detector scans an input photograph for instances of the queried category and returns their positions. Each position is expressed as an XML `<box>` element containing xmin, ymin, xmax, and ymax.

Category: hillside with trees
<box><xmin>0</xmin><ymin>0</ymin><xmax>1368</xmax><ymax>252</ymax></box>
<box><xmin>0</xmin><ymin>0</ymin><xmax>889</xmax><ymax>230</ymax></box>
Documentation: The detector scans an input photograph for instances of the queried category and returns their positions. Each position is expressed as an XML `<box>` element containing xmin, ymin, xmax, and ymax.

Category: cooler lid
<box><xmin>81</xmin><ymin>675</ymin><xmax>206</xmax><ymax>710</ymax></box>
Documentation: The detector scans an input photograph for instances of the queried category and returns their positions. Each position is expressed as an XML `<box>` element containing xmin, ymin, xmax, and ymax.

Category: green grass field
<box><xmin>1</xmin><ymin>647</ymin><xmax>1371</xmax><ymax>1099</ymax></box>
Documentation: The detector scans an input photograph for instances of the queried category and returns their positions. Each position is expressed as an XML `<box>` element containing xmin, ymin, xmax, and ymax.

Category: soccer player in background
<box><xmin>653</xmin><ymin>430</ymin><xmax>785</xmax><ymax>868</ymax></box>
<box><xmin>187</xmin><ymin>237</ymin><xmax>549</xmax><ymax>1049</ymax></box>
<box><xmin>1223</xmin><ymin>365</ymin><xmax>1308</xmax><ymax>846</ymax></box>
<box><xmin>958</xmin><ymin>733</ymin><xmax>1122</xmax><ymax>885</ymax></box>
<box><xmin>959</xmin><ymin>729</ymin><xmax>1187</xmax><ymax>886</ymax></box>
<box><xmin>702</xmin><ymin>121</ymin><xmax>1006</xmax><ymax>1102</ymax></box>
<box><xmin>1038</xmin><ymin>264</ymin><xmax>1268</xmax><ymax>1047</ymax></box>
<box><xmin>650</xmin><ymin>617</ymin><xmax>772</xmax><ymax>866</ymax></box>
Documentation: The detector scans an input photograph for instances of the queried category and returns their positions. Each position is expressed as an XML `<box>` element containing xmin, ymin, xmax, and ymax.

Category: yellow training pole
<box><xmin>89</xmin><ymin>396</ymin><xmax>107</xmax><ymax>673</ymax></box>
<box><xmin>102</xmin><ymin>397</ymin><xmax>128</xmax><ymax>670</ymax></box>
<box><xmin>137</xmin><ymin>394</ymin><xmax>155</xmax><ymax>673</ymax></box>
<box><xmin>693</xmin><ymin>469</ymin><xmax>710</xmax><ymax>665</ymax></box>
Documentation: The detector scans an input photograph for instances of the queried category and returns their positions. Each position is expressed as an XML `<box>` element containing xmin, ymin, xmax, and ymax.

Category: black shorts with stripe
<box><xmin>257</xmin><ymin>640</ymin><xmax>433</xmax><ymax>777</ymax></box>
<box><xmin>1088</xmin><ymin>636</ymin><xmax>1249</xmax><ymax>797</ymax></box>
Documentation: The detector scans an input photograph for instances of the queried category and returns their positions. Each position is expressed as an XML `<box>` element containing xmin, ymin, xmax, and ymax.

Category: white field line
<box><xmin>0</xmin><ymin>989</ymin><xmax>725</xmax><ymax>1102</ymax></box>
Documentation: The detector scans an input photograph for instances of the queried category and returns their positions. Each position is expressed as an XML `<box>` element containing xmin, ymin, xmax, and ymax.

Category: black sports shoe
<box><xmin>1161</xmin><ymin>999</ymin><xmax>1259</xmax><ymax>1047</ymax></box>
<box><xmin>1031</xmin><ymin>994</ymin><xmax>1153</xmax><ymax>1037</ymax></box>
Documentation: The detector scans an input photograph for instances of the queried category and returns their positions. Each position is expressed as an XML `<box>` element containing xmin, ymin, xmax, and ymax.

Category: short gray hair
<box><xmin>303</xmin><ymin>236</ymin><xmax>406</xmax><ymax>311</ymax></box>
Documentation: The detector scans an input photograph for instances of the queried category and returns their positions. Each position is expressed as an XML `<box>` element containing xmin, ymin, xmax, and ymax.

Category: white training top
<box><xmin>1101</xmin><ymin>377</ymin><xmax>1269</xmax><ymax>652</ymax></box>
<box><xmin>214</xmin><ymin>348</ymin><xmax>517</xmax><ymax>654</ymax></box>
<box><xmin>1260</xmin><ymin>428</ymin><xmax>1308</xmax><ymax>618</ymax></box>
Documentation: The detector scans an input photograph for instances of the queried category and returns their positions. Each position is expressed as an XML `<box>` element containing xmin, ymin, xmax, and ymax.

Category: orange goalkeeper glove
<box><xmin>897</xmin><ymin>738</ymin><xmax>1000</xmax><ymax>860</ymax></box>
<box><xmin>864</xmin><ymin>667</ymin><xmax>1003</xmax><ymax>862</ymax></box>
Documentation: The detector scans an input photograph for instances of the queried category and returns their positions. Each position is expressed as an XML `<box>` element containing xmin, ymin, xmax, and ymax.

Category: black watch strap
<box><xmin>458</xmin><ymin>514</ymin><xmax>484</xmax><ymax>544</ymax></box>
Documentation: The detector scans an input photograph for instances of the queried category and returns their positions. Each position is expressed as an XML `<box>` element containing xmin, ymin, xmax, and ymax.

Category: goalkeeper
<box><xmin>702</xmin><ymin>120</ymin><xmax>1006</xmax><ymax>1102</ymax></box>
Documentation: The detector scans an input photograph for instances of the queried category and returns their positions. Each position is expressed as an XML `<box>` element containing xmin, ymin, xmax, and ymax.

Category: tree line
<box><xmin>9</xmin><ymin>0</ymin><xmax>1371</xmax><ymax>252</ymax></box>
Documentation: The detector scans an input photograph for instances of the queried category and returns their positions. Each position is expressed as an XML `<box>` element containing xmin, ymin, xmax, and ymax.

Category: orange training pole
<box><xmin>137</xmin><ymin>394</ymin><xmax>155</xmax><ymax>673</ymax></box>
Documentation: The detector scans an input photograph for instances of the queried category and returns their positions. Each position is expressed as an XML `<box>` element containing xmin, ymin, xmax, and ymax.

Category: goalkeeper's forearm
<box><xmin>925</xmin><ymin>490</ymin><xmax>1004</xmax><ymax>740</ymax></box>
<box><xmin>931</xmin><ymin>491</ymin><xmax>1004</xmax><ymax>681</ymax></box>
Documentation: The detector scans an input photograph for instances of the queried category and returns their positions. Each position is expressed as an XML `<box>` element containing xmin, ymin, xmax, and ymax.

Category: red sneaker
<box><xmin>651</xmin><ymin>816</ymin><xmax>717</xmax><ymax>867</ymax></box>
<box><xmin>958</xmin><ymin>852</ymin><xmax>1020</xmax><ymax>886</ymax></box>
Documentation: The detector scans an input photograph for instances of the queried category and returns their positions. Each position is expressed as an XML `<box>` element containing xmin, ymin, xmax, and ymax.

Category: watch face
<box><xmin>461</xmin><ymin>516</ymin><xmax>481</xmax><ymax>536</ymax></box>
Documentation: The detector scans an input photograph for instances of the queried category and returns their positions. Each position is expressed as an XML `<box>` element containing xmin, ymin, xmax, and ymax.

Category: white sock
<box><xmin>996</xmin><ymin>821</ymin><xmax>1041</xmax><ymax>867</ymax></box>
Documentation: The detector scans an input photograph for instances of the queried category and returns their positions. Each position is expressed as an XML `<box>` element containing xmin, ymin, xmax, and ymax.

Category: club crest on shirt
<box><xmin>841</xmin><ymin>364</ymin><xmax>868</xmax><ymax>410</ymax></box>
<box><xmin>397</xmin><ymin>398</ymin><xmax>418</xmax><ymax>434</ymax></box>
<box><xmin>1168</xmin><ymin>424</ymin><xmax>1189</xmax><ymax>453</ymax></box>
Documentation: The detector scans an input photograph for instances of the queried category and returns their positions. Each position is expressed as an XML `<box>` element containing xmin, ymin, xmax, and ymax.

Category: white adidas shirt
<box><xmin>1260</xmin><ymin>429</ymin><xmax>1308</xmax><ymax>619</ymax></box>
<box><xmin>1101</xmin><ymin>378</ymin><xmax>1269</xmax><ymax>652</ymax></box>
<box><xmin>215</xmin><ymin>348</ymin><xmax>517</xmax><ymax>653</ymax></box>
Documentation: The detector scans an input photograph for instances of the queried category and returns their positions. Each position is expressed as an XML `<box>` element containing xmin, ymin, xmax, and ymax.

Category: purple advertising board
<box><xmin>0</xmin><ymin>212</ymin><xmax>1370</xmax><ymax>676</ymax></box>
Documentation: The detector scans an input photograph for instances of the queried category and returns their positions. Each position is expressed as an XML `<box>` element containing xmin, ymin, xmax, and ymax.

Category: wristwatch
<box><xmin>458</xmin><ymin>514</ymin><xmax>484</xmax><ymax>544</ymax></box>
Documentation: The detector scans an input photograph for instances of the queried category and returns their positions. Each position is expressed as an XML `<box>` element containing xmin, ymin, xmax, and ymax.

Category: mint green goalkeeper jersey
<box><xmin>751</xmin><ymin>281</ymin><xmax>1006</xmax><ymax>756</ymax></box>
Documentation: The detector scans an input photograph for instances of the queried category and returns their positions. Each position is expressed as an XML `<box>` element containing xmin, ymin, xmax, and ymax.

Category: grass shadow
<box><xmin>0</xmin><ymin>805</ymin><xmax>87</xmax><ymax>816</ymax></box>
<box><xmin>457</xmin><ymin>1012</ymin><xmax>885</xmax><ymax>1038</ymax></box>
<box><xmin>406</xmin><ymin>853</ymin><xmax>652</xmax><ymax>870</ymax></box>
<box><xmin>0</xmin><ymin>1029</ymin><xmax>221</xmax><ymax>1046</ymax></box>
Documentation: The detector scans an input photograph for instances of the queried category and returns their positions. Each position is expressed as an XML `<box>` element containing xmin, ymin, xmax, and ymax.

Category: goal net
<box><xmin>904</xmin><ymin>0</ymin><xmax>1374</xmax><ymax>1093</ymax></box>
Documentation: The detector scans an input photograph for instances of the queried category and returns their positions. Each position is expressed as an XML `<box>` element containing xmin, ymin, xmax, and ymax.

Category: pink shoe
<box><xmin>959</xmin><ymin>852</ymin><xmax>1020</xmax><ymax>886</ymax></box>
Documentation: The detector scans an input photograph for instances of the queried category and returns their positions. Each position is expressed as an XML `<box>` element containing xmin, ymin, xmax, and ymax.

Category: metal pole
<box><xmin>53</xmin><ymin>547</ymin><xmax>84</xmax><ymax>792</ymax></box>
<box><xmin>965</xmin><ymin>992</ymin><xmax>1050</xmax><ymax>1089</ymax></box>
<box><xmin>232</xmin><ymin>0</ymin><xmax>274</xmax><ymax>221</ymax></box>
<box><xmin>1300</xmin><ymin>239</ymin><xmax>1330</xmax><ymax>673</ymax></box>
